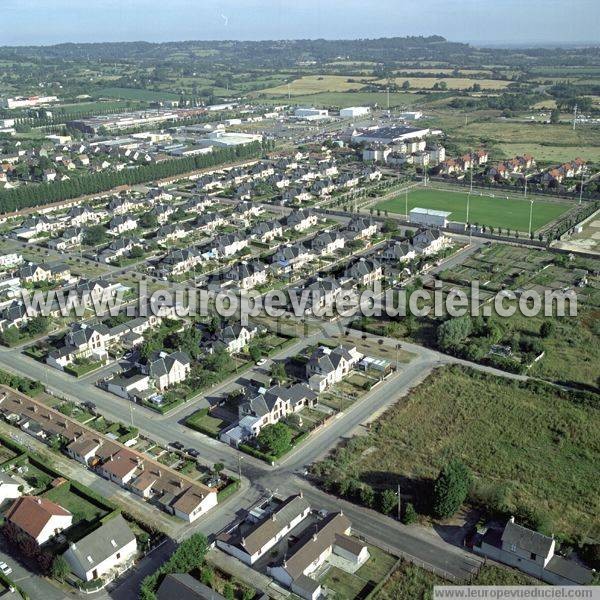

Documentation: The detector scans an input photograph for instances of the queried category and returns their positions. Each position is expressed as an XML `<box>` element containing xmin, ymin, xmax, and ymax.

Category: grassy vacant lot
<box><xmin>376</xmin><ymin>562</ymin><xmax>539</xmax><ymax>599</ymax></box>
<box><xmin>374</xmin><ymin>187</ymin><xmax>571</xmax><ymax>231</ymax></box>
<box><xmin>321</xmin><ymin>365</ymin><xmax>600</xmax><ymax>539</ymax></box>
<box><xmin>185</xmin><ymin>409</ymin><xmax>227</xmax><ymax>436</ymax></box>
<box><xmin>497</xmin><ymin>142</ymin><xmax>600</xmax><ymax>164</ymax></box>
<box><xmin>257</xmin><ymin>75</ymin><xmax>373</xmax><ymax>96</ymax></box>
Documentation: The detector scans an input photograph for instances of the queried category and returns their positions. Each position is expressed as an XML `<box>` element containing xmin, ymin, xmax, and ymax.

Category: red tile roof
<box><xmin>5</xmin><ymin>496</ymin><xmax>71</xmax><ymax>540</ymax></box>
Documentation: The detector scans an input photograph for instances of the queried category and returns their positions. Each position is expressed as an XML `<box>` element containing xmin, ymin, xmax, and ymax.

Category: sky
<box><xmin>1</xmin><ymin>0</ymin><xmax>599</xmax><ymax>47</ymax></box>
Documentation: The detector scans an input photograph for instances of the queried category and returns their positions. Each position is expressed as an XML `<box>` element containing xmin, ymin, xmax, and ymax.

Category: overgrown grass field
<box><xmin>324</xmin><ymin>366</ymin><xmax>600</xmax><ymax>539</ymax></box>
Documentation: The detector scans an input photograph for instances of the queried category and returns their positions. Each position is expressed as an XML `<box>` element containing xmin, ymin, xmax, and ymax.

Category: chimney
<box><xmin>36</xmin><ymin>498</ymin><xmax>42</xmax><ymax>504</ymax></box>
<box><xmin>240</xmin><ymin>537</ymin><xmax>246</xmax><ymax>547</ymax></box>
<box><xmin>509</xmin><ymin>516</ymin><xmax>515</xmax><ymax>523</ymax></box>
<box><xmin>299</xmin><ymin>491</ymin><xmax>303</xmax><ymax>498</ymax></box>
<box><xmin>312</xmin><ymin>533</ymin><xmax>318</xmax><ymax>542</ymax></box>
<box><xmin>271</xmin><ymin>513</ymin><xmax>276</xmax><ymax>522</ymax></box>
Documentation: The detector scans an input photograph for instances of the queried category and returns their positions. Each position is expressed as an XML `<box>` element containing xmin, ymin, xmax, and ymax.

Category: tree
<box><xmin>248</xmin><ymin>342</ymin><xmax>263</xmax><ymax>363</ymax></box>
<box><xmin>0</xmin><ymin>326</ymin><xmax>20</xmax><ymax>346</ymax></box>
<box><xmin>550</xmin><ymin>108</ymin><xmax>560</xmax><ymax>124</ymax></box>
<box><xmin>432</xmin><ymin>460</ymin><xmax>472</xmax><ymax>519</ymax></box>
<box><xmin>130</xmin><ymin>245</ymin><xmax>144</xmax><ymax>259</ymax></box>
<box><xmin>270</xmin><ymin>362</ymin><xmax>287</xmax><ymax>383</ymax></box>
<box><xmin>437</xmin><ymin>316</ymin><xmax>472</xmax><ymax>350</ymax></box>
<box><xmin>26</xmin><ymin>315</ymin><xmax>50</xmax><ymax>336</ymax></box>
<box><xmin>257</xmin><ymin>423</ymin><xmax>292</xmax><ymax>456</ymax></box>
<box><xmin>50</xmin><ymin>555</ymin><xmax>70</xmax><ymax>580</ymax></box>
<box><xmin>539</xmin><ymin>321</ymin><xmax>555</xmax><ymax>339</ymax></box>
<box><xmin>140</xmin><ymin>212</ymin><xmax>158</xmax><ymax>228</ymax></box>
<box><xmin>402</xmin><ymin>502</ymin><xmax>418</xmax><ymax>525</ymax></box>
<box><xmin>378</xmin><ymin>489</ymin><xmax>397</xmax><ymax>515</ymax></box>
<box><xmin>83</xmin><ymin>225</ymin><xmax>107</xmax><ymax>246</ymax></box>
<box><xmin>401</xmin><ymin>80</ymin><xmax>410</xmax><ymax>91</ymax></box>
<box><xmin>213</xmin><ymin>462</ymin><xmax>224</xmax><ymax>475</ymax></box>
<box><xmin>360</xmin><ymin>484</ymin><xmax>375</xmax><ymax>508</ymax></box>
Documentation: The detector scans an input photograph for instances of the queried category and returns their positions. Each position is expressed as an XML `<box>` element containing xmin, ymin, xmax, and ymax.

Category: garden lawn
<box><xmin>374</xmin><ymin>188</ymin><xmax>571</xmax><ymax>232</ymax></box>
<box><xmin>43</xmin><ymin>483</ymin><xmax>108</xmax><ymax>525</ymax></box>
<box><xmin>322</xmin><ymin>365</ymin><xmax>600</xmax><ymax>539</ymax></box>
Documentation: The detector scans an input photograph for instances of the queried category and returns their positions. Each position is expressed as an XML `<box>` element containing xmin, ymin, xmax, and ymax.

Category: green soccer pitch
<box><xmin>374</xmin><ymin>187</ymin><xmax>572</xmax><ymax>232</ymax></box>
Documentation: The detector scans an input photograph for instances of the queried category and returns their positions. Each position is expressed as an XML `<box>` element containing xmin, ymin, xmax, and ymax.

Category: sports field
<box><xmin>374</xmin><ymin>187</ymin><xmax>572</xmax><ymax>231</ymax></box>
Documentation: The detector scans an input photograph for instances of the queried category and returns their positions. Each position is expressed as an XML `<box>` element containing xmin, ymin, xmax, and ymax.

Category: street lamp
<box><xmin>528</xmin><ymin>199</ymin><xmax>534</xmax><ymax>239</ymax></box>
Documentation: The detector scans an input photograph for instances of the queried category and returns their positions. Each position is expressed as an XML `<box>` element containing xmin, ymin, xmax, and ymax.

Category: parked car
<box><xmin>0</xmin><ymin>562</ymin><xmax>12</xmax><ymax>575</ymax></box>
<box><xmin>187</xmin><ymin>448</ymin><xmax>200</xmax><ymax>458</ymax></box>
<box><xmin>170</xmin><ymin>441</ymin><xmax>184</xmax><ymax>450</ymax></box>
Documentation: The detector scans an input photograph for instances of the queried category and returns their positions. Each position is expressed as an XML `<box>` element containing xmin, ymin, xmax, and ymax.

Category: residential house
<box><xmin>476</xmin><ymin>517</ymin><xmax>593</xmax><ymax>586</ymax></box>
<box><xmin>204</xmin><ymin>323</ymin><xmax>258</xmax><ymax>355</ymax></box>
<box><xmin>346</xmin><ymin>217</ymin><xmax>378</xmax><ymax>240</ymax></box>
<box><xmin>285</xmin><ymin>209</ymin><xmax>318</xmax><ymax>233</ymax></box>
<box><xmin>5</xmin><ymin>495</ymin><xmax>73</xmax><ymax>546</ymax></box>
<box><xmin>268</xmin><ymin>512</ymin><xmax>368</xmax><ymax>600</ymax></box>
<box><xmin>159</xmin><ymin>248</ymin><xmax>202</xmax><ymax>276</ymax></box>
<box><xmin>217</xmin><ymin>494</ymin><xmax>311</xmax><ymax>565</ymax></box>
<box><xmin>19</xmin><ymin>262</ymin><xmax>70</xmax><ymax>284</ymax></box>
<box><xmin>63</xmin><ymin>514</ymin><xmax>137</xmax><ymax>582</ymax></box>
<box><xmin>381</xmin><ymin>239</ymin><xmax>417</xmax><ymax>263</ymax></box>
<box><xmin>107</xmin><ymin>215</ymin><xmax>137</xmax><ymax>236</ymax></box>
<box><xmin>142</xmin><ymin>350</ymin><xmax>191</xmax><ymax>391</ymax></box>
<box><xmin>412</xmin><ymin>228</ymin><xmax>448</xmax><ymax>255</ymax></box>
<box><xmin>223</xmin><ymin>261</ymin><xmax>268</xmax><ymax>290</ymax></box>
<box><xmin>251</xmin><ymin>220</ymin><xmax>284</xmax><ymax>244</ymax></box>
<box><xmin>344</xmin><ymin>258</ymin><xmax>383</xmax><ymax>286</ymax></box>
<box><xmin>214</xmin><ymin>233</ymin><xmax>248</xmax><ymax>258</ymax></box>
<box><xmin>272</xmin><ymin>243</ymin><xmax>313</xmax><ymax>275</ymax></box>
<box><xmin>306</xmin><ymin>345</ymin><xmax>363</xmax><ymax>392</ymax></box>
<box><xmin>0</xmin><ymin>472</ymin><xmax>22</xmax><ymax>505</ymax></box>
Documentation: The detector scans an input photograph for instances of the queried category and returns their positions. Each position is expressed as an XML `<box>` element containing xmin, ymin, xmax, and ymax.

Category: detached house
<box><xmin>272</xmin><ymin>243</ymin><xmax>313</xmax><ymax>274</ymax></box>
<box><xmin>159</xmin><ymin>248</ymin><xmax>202</xmax><ymax>276</ymax></box>
<box><xmin>381</xmin><ymin>240</ymin><xmax>417</xmax><ymax>263</ymax></box>
<box><xmin>204</xmin><ymin>323</ymin><xmax>258</xmax><ymax>355</ymax></box>
<box><xmin>310</xmin><ymin>231</ymin><xmax>345</xmax><ymax>255</ymax></box>
<box><xmin>5</xmin><ymin>496</ymin><xmax>73</xmax><ymax>546</ymax></box>
<box><xmin>107</xmin><ymin>215</ymin><xmax>137</xmax><ymax>236</ymax></box>
<box><xmin>64</xmin><ymin>514</ymin><xmax>137</xmax><ymax>583</ymax></box>
<box><xmin>223</xmin><ymin>261</ymin><xmax>268</xmax><ymax>290</ymax></box>
<box><xmin>306</xmin><ymin>345</ymin><xmax>363</xmax><ymax>392</ymax></box>
<box><xmin>285</xmin><ymin>209</ymin><xmax>318</xmax><ymax>233</ymax></box>
<box><xmin>412</xmin><ymin>228</ymin><xmax>448</xmax><ymax>255</ymax></box>
<box><xmin>142</xmin><ymin>350</ymin><xmax>191</xmax><ymax>391</ymax></box>
<box><xmin>19</xmin><ymin>261</ymin><xmax>70</xmax><ymax>284</ymax></box>
<box><xmin>214</xmin><ymin>233</ymin><xmax>248</xmax><ymax>258</ymax></box>
<box><xmin>344</xmin><ymin>258</ymin><xmax>383</xmax><ymax>286</ymax></box>
<box><xmin>251</xmin><ymin>220</ymin><xmax>284</xmax><ymax>244</ymax></box>
<box><xmin>346</xmin><ymin>217</ymin><xmax>378</xmax><ymax>240</ymax></box>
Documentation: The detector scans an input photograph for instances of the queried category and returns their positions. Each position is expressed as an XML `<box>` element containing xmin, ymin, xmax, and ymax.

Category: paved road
<box><xmin>0</xmin><ymin>238</ymin><xmax>506</xmax><ymax>596</ymax></box>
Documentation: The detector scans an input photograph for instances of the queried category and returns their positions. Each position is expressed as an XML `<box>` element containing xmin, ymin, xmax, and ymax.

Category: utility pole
<box><xmin>573</xmin><ymin>104</ymin><xmax>578</xmax><ymax>131</ymax></box>
<box><xmin>129</xmin><ymin>401</ymin><xmax>134</xmax><ymax>427</ymax></box>
<box><xmin>579</xmin><ymin>171</ymin><xmax>585</xmax><ymax>204</ymax></box>
<box><xmin>469</xmin><ymin>149</ymin><xmax>474</xmax><ymax>195</ymax></box>
<box><xmin>405</xmin><ymin>189</ymin><xmax>408</xmax><ymax>220</ymax></box>
<box><xmin>397</xmin><ymin>483</ymin><xmax>401</xmax><ymax>520</ymax></box>
<box><xmin>237</xmin><ymin>453</ymin><xmax>242</xmax><ymax>481</ymax></box>
<box><xmin>524</xmin><ymin>173</ymin><xmax>528</xmax><ymax>199</ymax></box>
<box><xmin>528</xmin><ymin>199</ymin><xmax>534</xmax><ymax>238</ymax></box>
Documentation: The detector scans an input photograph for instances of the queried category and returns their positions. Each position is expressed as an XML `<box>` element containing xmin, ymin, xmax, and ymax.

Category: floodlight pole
<box><xmin>579</xmin><ymin>171</ymin><xmax>584</xmax><ymax>205</ymax></box>
<box><xmin>405</xmin><ymin>189</ymin><xmax>408</xmax><ymax>220</ymax></box>
<box><xmin>528</xmin><ymin>199</ymin><xmax>534</xmax><ymax>238</ymax></box>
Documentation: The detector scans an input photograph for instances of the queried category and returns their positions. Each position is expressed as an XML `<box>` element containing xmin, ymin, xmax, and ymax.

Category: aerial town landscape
<box><xmin>0</xmin><ymin>2</ymin><xmax>598</xmax><ymax>599</ymax></box>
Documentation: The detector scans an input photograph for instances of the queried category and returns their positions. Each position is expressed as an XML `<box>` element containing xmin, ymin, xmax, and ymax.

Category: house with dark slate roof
<box><xmin>306</xmin><ymin>345</ymin><xmax>363</xmax><ymax>392</ymax></box>
<box><xmin>63</xmin><ymin>513</ymin><xmax>137</xmax><ymax>582</ymax></box>
<box><xmin>476</xmin><ymin>517</ymin><xmax>593</xmax><ymax>586</ymax></box>
<box><xmin>142</xmin><ymin>350</ymin><xmax>191</xmax><ymax>391</ymax></box>
<box><xmin>344</xmin><ymin>258</ymin><xmax>383</xmax><ymax>286</ymax></box>
<box><xmin>223</xmin><ymin>260</ymin><xmax>268</xmax><ymax>290</ymax></box>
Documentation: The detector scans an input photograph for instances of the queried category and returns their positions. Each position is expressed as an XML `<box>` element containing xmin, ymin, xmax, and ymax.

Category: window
<box><xmin>530</xmin><ymin>552</ymin><xmax>536</xmax><ymax>560</ymax></box>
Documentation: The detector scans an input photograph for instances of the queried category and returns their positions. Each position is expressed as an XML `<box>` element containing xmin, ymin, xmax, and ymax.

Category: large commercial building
<box><xmin>340</xmin><ymin>106</ymin><xmax>371</xmax><ymax>118</ymax></box>
<box><xmin>0</xmin><ymin>96</ymin><xmax>59</xmax><ymax>110</ymax></box>
<box><xmin>205</xmin><ymin>131</ymin><xmax>263</xmax><ymax>147</ymax></box>
<box><xmin>351</xmin><ymin>125</ymin><xmax>430</xmax><ymax>145</ymax></box>
<box><xmin>409</xmin><ymin>207</ymin><xmax>451</xmax><ymax>228</ymax></box>
<box><xmin>294</xmin><ymin>108</ymin><xmax>329</xmax><ymax>121</ymax></box>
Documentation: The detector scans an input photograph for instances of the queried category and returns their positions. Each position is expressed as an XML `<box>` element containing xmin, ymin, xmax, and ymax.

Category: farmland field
<box><xmin>496</xmin><ymin>143</ymin><xmax>600</xmax><ymax>164</ymax></box>
<box><xmin>374</xmin><ymin>187</ymin><xmax>572</xmax><ymax>231</ymax></box>
<box><xmin>315</xmin><ymin>365</ymin><xmax>600</xmax><ymax>539</ymax></box>
<box><xmin>256</xmin><ymin>75</ymin><xmax>374</xmax><ymax>96</ymax></box>
<box><xmin>94</xmin><ymin>87</ymin><xmax>180</xmax><ymax>101</ymax></box>
<box><xmin>378</xmin><ymin>77</ymin><xmax>511</xmax><ymax>90</ymax></box>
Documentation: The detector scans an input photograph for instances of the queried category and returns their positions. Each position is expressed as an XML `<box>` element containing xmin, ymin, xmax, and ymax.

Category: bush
<box><xmin>402</xmin><ymin>502</ymin><xmax>418</xmax><ymax>525</ymax></box>
<box><xmin>257</xmin><ymin>423</ymin><xmax>292</xmax><ymax>456</ymax></box>
<box><xmin>378</xmin><ymin>489</ymin><xmax>397</xmax><ymax>515</ymax></box>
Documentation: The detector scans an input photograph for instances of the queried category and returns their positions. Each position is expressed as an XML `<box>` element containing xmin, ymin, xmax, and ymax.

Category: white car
<box><xmin>256</xmin><ymin>358</ymin><xmax>267</xmax><ymax>366</ymax></box>
<box><xmin>0</xmin><ymin>562</ymin><xmax>12</xmax><ymax>575</ymax></box>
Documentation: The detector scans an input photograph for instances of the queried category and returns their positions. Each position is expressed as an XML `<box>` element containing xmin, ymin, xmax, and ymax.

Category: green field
<box><xmin>94</xmin><ymin>87</ymin><xmax>180</xmax><ymax>101</ymax></box>
<box><xmin>256</xmin><ymin>90</ymin><xmax>421</xmax><ymax>108</ymax></box>
<box><xmin>374</xmin><ymin>187</ymin><xmax>572</xmax><ymax>232</ymax></box>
